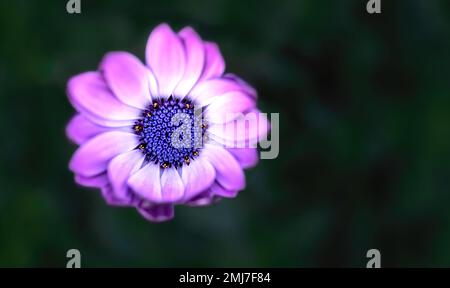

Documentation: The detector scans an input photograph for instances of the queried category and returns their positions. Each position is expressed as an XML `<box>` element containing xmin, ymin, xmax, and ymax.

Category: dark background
<box><xmin>0</xmin><ymin>0</ymin><xmax>450</xmax><ymax>267</ymax></box>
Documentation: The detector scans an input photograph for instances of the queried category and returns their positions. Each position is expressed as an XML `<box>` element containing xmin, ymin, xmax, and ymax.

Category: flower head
<box><xmin>66</xmin><ymin>23</ymin><xmax>269</xmax><ymax>222</ymax></box>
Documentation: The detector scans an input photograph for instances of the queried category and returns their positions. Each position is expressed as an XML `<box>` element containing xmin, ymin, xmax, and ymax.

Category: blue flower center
<box><xmin>133</xmin><ymin>96</ymin><xmax>207</xmax><ymax>169</ymax></box>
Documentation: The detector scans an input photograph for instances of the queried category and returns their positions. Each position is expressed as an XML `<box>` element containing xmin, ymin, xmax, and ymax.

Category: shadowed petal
<box><xmin>185</xmin><ymin>190</ymin><xmax>217</xmax><ymax>206</ymax></box>
<box><xmin>160</xmin><ymin>168</ymin><xmax>185</xmax><ymax>203</ymax></box>
<box><xmin>188</xmin><ymin>78</ymin><xmax>248</xmax><ymax>107</ymax></box>
<box><xmin>101</xmin><ymin>184</ymin><xmax>134</xmax><ymax>207</ymax></box>
<box><xmin>108</xmin><ymin>150</ymin><xmax>145</xmax><ymax>201</ymax></box>
<box><xmin>227</xmin><ymin>148</ymin><xmax>259</xmax><ymax>169</ymax></box>
<box><xmin>69</xmin><ymin>131</ymin><xmax>138</xmax><ymax>177</ymax></box>
<box><xmin>75</xmin><ymin>173</ymin><xmax>109</xmax><ymax>188</ymax></box>
<box><xmin>223</xmin><ymin>73</ymin><xmax>257</xmax><ymax>99</ymax></box>
<box><xmin>66</xmin><ymin>114</ymin><xmax>111</xmax><ymax>145</ymax></box>
<box><xmin>137</xmin><ymin>203</ymin><xmax>174</xmax><ymax>222</ymax></box>
<box><xmin>67</xmin><ymin>72</ymin><xmax>141</xmax><ymax>122</ymax></box>
<box><xmin>145</xmin><ymin>23</ymin><xmax>185</xmax><ymax>97</ymax></box>
<box><xmin>204</xmin><ymin>91</ymin><xmax>255</xmax><ymax>124</ymax></box>
<box><xmin>174</xmin><ymin>27</ymin><xmax>205</xmax><ymax>97</ymax></box>
<box><xmin>128</xmin><ymin>163</ymin><xmax>162</xmax><ymax>202</ymax></box>
<box><xmin>100</xmin><ymin>52</ymin><xmax>152</xmax><ymax>109</ymax></box>
<box><xmin>210</xmin><ymin>182</ymin><xmax>239</xmax><ymax>198</ymax></box>
<box><xmin>181</xmin><ymin>156</ymin><xmax>215</xmax><ymax>201</ymax></box>
<box><xmin>208</xmin><ymin>109</ymin><xmax>270</xmax><ymax>147</ymax></box>
<box><xmin>198</xmin><ymin>41</ymin><xmax>225</xmax><ymax>81</ymax></box>
<box><xmin>203</xmin><ymin>143</ymin><xmax>245</xmax><ymax>191</ymax></box>
<box><xmin>68</xmin><ymin>107</ymin><xmax>135</xmax><ymax>127</ymax></box>
<box><xmin>147</xmin><ymin>67</ymin><xmax>159</xmax><ymax>99</ymax></box>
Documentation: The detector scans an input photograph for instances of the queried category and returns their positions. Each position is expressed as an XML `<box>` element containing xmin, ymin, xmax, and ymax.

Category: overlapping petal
<box><xmin>145</xmin><ymin>23</ymin><xmax>185</xmax><ymax>97</ymax></box>
<box><xmin>208</xmin><ymin>109</ymin><xmax>270</xmax><ymax>147</ymax></box>
<box><xmin>67</xmin><ymin>72</ymin><xmax>141</xmax><ymax>124</ymax></box>
<box><xmin>108</xmin><ymin>150</ymin><xmax>145</xmax><ymax>202</ymax></box>
<box><xmin>160</xmin><ymin>168</ymin><xmax>185</xmax><ymax>203</ymax></box>
<box><xmin>100</xmin><ymin>51</ymin><xmax>153</xmax><ymax>109</ymax></box>
<box><xmin>202</xmin><ymin>143</ymin><xmax>245</xmax><ymax>191</ymax></box>
<box><xmin>128</xmin><ymin>163</ymin><xmax>162</xmax><ymax>202</ymax></box>
<box><xmin>188</xmin><ymin>78</ymin><xmax>249</xmax><ymax>107</ymax></box>
<box><xmin>75</xmin><ymin>173</ymin><xmax>109</xmax><ymax>188</ymax></box>
<box><xmin>137</xmin><ymin>203</ymin><xmax>175</xmax><ymax>222</ymax></box>
<box><xmin>69</xmin><ymin>131</ymin><xmax>138</xmax><ymax>177</ymax></box>
<box><xmin>181</xmin><ymin>156</ymin><xmax>216</xmax><ymax>201</ymax></box>
<box><xmin>204</xmin><ymin>91</ymin><xmax>255</xmax><ymax>124</ymax></box>
<box><xmin>228</xmin><ymin>148</ymin><xmax>259</xmax><ymax>169</ymax></box>
<box><xmin>174</xmin><ymin>27</ymin><xmax>205</xmax><ymax>97</ymax></box>
<box><xmin>198</xmin><ymin>41</ymin><xmax>225</xmax><ymax>81</ymax></box>
<box><xmin>66</xmin><ymin>114</ymin><xmax>112</xmax><ymax>145</ymax></box>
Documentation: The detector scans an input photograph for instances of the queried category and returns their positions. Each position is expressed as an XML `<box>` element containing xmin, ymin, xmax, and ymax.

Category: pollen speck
<box><xmin>134</xmin><ymin>124</ymin><xmax>143</xmax><ymax>133</ymax></box>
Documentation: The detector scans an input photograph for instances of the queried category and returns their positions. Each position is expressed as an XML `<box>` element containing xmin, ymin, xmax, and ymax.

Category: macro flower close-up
<box><xmin>66</xmin><ymin>23</ymin><xmax>269</xmax><ymax>222</ymax></box>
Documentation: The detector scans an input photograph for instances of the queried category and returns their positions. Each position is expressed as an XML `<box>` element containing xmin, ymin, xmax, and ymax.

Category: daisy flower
<box><xmin>66</xmin><ymin>23</ymin><xmax>269</xmax><ymax>222</ymax></box>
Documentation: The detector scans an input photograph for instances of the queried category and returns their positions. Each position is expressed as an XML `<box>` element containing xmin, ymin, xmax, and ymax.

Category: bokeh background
<box><xmin>0</xmin><ymin>0</ymin><xmax>449</xmax><ymax>267</ymax></box>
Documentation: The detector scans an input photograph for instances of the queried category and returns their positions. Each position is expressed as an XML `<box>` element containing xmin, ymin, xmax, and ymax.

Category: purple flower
<box><xmin>66</xmin><ymin>23</ymin><xmax>269</xmax><ymax>222</ymax></box>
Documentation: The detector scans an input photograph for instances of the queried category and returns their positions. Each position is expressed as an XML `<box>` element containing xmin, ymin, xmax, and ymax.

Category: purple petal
<box><xmin>127</xmin><ymin>163</ymin><xmax>162</xmax><ymax>202</ymax></box>
<box><xmin>145</xmin><ymin>23</ymin><xmax>185</xmax><ymax>97</ymax></box>
<box><xmin>208</xmin><ymin>109</ymin><xmax>270</xmax><ymax>147</ymax></box>
<box><xmin>203</xmin><ymin>143</ymin><xmax>245</xmax><ymax>191</ymax></box>
<box><xmin>101</xmin><ymin>184</ymin><xmax>134</xmax><ymax>206</ymax></box>
<box><xmin>100</xmin><ymin>52</ymin><xmax>152</xmax><ymax>109</ymax></box>
<box><xmin>185</xmin><ymin>190</ymin><xmax>217</xmax><ymax>207</ymax></box>
<box><xmin>69</xmin><ymin>131</ymin><xmax>138</xmax><ymax>177</ymax></box>
<box><xmin>209</xmin><ymin>182</ymin><xmax>239</xmax><ymax>198</ymax></box>
<box><xmin>67</xmin><ymin>72</ymin><xmax>141</xmax><ymax>123</ymax></box>
<box><xmin>198</xmin><ymin>41</ymin><xmax>225</xmax><ymax>81</ymax></box>
<box><xmin>181</xmin><ymin>156</ymin><xmax>215</xmax><ymax>201</ymax></box>
<box><xmin>223</xmin><ymin>73</ymin><xmax>257</xmax><ymax>99</ymax></box>
<box><xmin>204</xmin><ymin>91</ymin><xmax>255</xmax><ymax>124</ymax></box>
<box><xmin>69</xmin><ymin>108</ymin><xmax>135</xmax><ymax>127</ymax></box>
<box><xmin>107</xmin><ymin>149</ymin><xmax>145</xmax><ymax>201</ymax></box>
<box><xmin>66</xmin><ymin>114</ymin><xmax>111</xmax><ymax>145</ymax></box>
<box><xmin>147</xmin><ymin>66</ymin><xmax>159</xmax><ymax>99</ymax></box>
<box><xmin>160</xmin><ymin>168</ymin><xmax>185</xmax><ymax>203</ymax></box>
<box><xmin>75</xmin><ymin>173</ymin><xmax>109</xmax><ymax>188</ymax></box>
<box><xmin>174</xmin><ymin>27</ymin><xmax>205</xmax><ymax>97</ymax></box>
<box><xmin>137</xmin><ymin>203</ymin><xmax>174</xmax><ymax>222</ymax></box>
<box><xmin>188</xmin><ymin>78</ymin><xmax>248</xmax><ymax>107</ymax></box>
<box><xmin>227</xmin><ymin>148</ymin><xmax>259</xmax><ymax>169</ymax></box>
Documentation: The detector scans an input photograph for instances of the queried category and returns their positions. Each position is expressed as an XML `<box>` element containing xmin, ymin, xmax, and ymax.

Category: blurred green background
<box><xmin>0</xmin><ymin>0</ymin><xmax>450</xmax><ymax>267</ymax></box>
